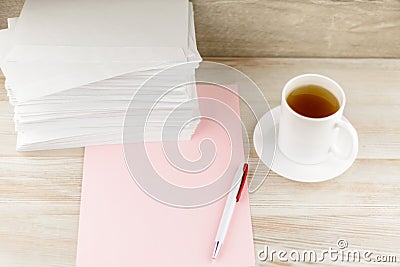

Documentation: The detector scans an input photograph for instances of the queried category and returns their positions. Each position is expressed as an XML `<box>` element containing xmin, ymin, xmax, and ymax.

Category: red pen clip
<box><xmin>236</xmin><ymin>163</ymin><xmax>248</xmax><ymax>202</ymax></box>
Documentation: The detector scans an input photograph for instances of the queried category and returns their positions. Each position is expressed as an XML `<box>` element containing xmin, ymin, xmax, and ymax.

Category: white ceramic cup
<box><xmin>278</xmin><ymin>74</ymin><xmax>358</xmax><ymax>165</ymax></box>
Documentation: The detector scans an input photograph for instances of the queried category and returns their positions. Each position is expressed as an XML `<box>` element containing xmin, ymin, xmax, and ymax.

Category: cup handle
<box><xmin>330</xmin><ymin>119</ymin><xmax>358</xmax><ymax>160</ymax></box>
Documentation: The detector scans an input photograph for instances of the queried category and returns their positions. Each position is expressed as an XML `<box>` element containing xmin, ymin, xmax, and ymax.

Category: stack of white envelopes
<box><xmin>0</xmin><ymin>0</ymin><xmax>201</xmax><ymax>151</ymax></box>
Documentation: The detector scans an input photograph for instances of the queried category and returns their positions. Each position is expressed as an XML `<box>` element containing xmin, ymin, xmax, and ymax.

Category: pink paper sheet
<box><xmin>76</xmin><ymin>85</ymin><xmax>255</xmax><ymax>267</ymax></box>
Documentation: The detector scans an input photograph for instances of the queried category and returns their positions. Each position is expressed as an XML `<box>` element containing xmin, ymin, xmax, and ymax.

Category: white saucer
<box><xmin>253</xmin><ymin>106</ymin><xmax>358</xmax><ymax>182</ymax></box>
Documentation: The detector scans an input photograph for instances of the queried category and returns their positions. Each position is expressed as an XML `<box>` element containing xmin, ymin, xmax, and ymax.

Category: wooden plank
<box><xmin>249</xmin><ymin>159</ymin><xmax>400</xmax><ymax>212</ymax></box>
<box><xmin>0</xmin><ymin>156</ymin><xmax>81</xmax><ymax>266</ymax></box>
<box><xmin>0</xmin><ymin>157</ymin><xmax>82</xmax><ymax>202</ymax></box>
<box><xmin>253</xmin><ymin>214</ymin><xmax>400</xmax><ymax>266</ymax></box>
<box><xmin>192</xmin><ymin>0</ymin><xmax>400</xmax><ymax>58</ymax></box>
<box><xmin>0</xmin><ymin>0</ymin><xmax>24</xmax><ymax>29</ymax></box>
<box><xmin>0</xmin><ymin>75</ymin><xmax>7</xmax><ymax>101</ymax></box>
<box><xmin>0</xmin><ymin>204</ymin><xmax>79</xmax><ymax>267</ymax></box>
<box><xmin>1</xmin><ymin>58</ymin><xmax>400</xmax><ymax>158</ymax></box>
<box><xmin>1</xmin><ymin>1</ymin><xmax>400</xmax><ymax>58</ymax></box>
<box><xmin>0</xmin><ymin>157</ymin><xmax>398</xmax><ymax>208</ymax></box>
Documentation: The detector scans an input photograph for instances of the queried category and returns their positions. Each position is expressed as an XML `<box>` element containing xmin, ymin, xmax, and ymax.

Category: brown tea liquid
<box><xmin>286</xmin><ymin>85</ymin><xmax>340</xmax><ymax>118</ymax></box>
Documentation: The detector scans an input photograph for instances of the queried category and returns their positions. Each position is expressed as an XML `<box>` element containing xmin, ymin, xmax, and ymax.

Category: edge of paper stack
<box><xmin>0</xmin><ymin>0</ymin><xmax>202</xmax><ymax>151</ymax></box>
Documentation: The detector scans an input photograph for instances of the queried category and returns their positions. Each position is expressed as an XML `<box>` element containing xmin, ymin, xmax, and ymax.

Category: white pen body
<box><xmin>213</xmin><ymin>163</ymin><xmax>245</xmax><ymax>258</ymax></box>
<box><xmin>214</xmin><ymin>191</ymin><xmax>237</xmax><ymax>243</ymax></box>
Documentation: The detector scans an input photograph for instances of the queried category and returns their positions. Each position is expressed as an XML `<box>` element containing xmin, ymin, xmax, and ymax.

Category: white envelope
<box><xmin>14</xmin><ymin>0</ymin><xmax>188</xmax><ymax>47</ymax></box>
<box><xmin>2</xmin><ymin>0</ymin><xmax>199</xmax><ymax>102</ymax></box>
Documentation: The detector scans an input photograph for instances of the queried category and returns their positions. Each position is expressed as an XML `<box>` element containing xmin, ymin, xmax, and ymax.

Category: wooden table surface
<box><xmin>0</xmin><ymin>58</ymin><xmax>399</xmax><ymax>266</ymax></box>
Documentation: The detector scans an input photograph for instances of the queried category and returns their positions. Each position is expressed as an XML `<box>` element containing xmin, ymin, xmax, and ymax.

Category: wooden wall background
<box><xmin>0</xmin><ymin>0</ymin><xmax>399</xmax><ymax>58</ymax></box>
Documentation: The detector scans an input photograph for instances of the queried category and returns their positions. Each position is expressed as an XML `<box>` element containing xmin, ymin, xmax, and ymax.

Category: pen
<box><xmin>212</xmin><ymin>162</ymin><xmax>249</xmax><ymax>259</ymax></box>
